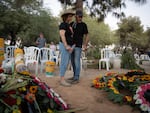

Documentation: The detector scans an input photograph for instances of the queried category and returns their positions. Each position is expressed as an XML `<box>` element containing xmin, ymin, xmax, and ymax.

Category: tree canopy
<box><xmin>116</xmin><ymin>16</ymin><xmax>149</xmax><ymax>50</ymax></box>
<box><xmin>58</xmin><ymin>0</ymin><xmax>147</xmax><ymax>21</ymax></box>
<box><xmin>0</xmin><ymin>0</ymin><xmax>59</xmax><ymax>47</ymax></box>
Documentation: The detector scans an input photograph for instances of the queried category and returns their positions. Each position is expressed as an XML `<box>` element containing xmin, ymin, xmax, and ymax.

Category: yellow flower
<box><xmin>92</xmin><ymin>80</ymin><xmax>97</xmax><ymax>85</ymax></box>
<box><xmin>13</xmin><ymin>109</ymin><xmax>21</xmax><ymax>113</ymax></box>
<box><xmin>107</xmin><ymin>83</ymin><xmax>113</xmax><ymax>87</ymax></box>
<box><xmin>18</xmin><ymin>87</ymin><xmax>26</xmax><ymax>92</ymax></box>
<box><xmin>17</xmin><ymin>97</ymin><xmax>21</xmax><ymax>105</ymax></box>
<box><xmin>47</xmin><ymin>108</ymin><xmax>53</xmax><ymax>113</ymax></box>
<box><xmin>110</xmin><ymin>87</ymin><xmax>116</xmax><ymax>90</ymax></box>
<box><xmin>128</xmin><ymin>77</ymin><xmax>134</xmax><ymax>82</ymax></box>
<box><xmin>113</xmin><ymin>89</ymin><xmax>119</xmax><ymax>94</ymax></box>
<box><xmin>29</xmin><ymin>86</ymin><xmax>38</xmax><ymax>94</ymax></box>
<box><xmin>122</xmin><ymin>76</ymin><xmax>127</xmax><ymax>81</ymax></box>
<box><xmin>101</xmin><ymin>82</ymin><xmax>106</xmax><ymax>87</ymax></box>
<box><xmin>125</xmin><ymin>96</ymin><xmax>132</xmax><ymax>102</ymax></box>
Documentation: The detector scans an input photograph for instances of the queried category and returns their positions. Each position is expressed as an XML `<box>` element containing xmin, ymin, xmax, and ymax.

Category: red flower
<box><xmin>0</xmin><ymin>68</ymin><xmax>4</xmax><ymax>73</ymax></box>
<box><xmin>3</xmin><ymin>90</ymin><xmax>17</xmax><ymax>106</ymax></box>
<box><xmin>25</xmin><ymin>93</ymin><xmax>35</xmax><ymax>103</ymax></box>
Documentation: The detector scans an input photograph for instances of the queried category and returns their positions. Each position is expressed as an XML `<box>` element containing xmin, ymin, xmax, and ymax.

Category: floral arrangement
<box><xmin>0</xmin><ymin>69</ymin><xmax>69</xmax><ymax>113</ymax></box>
<box><xmin>134</xmin><ymin>83</ymin><xmax>150</xmax><ymax>113</ymax></box>
<box><xmin>92</xmin><ymin>70</ymin><xmax>150</xmax><ymax>112</ymax></box>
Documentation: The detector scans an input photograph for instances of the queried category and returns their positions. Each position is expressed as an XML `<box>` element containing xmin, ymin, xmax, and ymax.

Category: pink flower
<box><xmin>33</xmin><ymin>77</ymin><xmax>41</xmax><ymax>84</ymax></box>
<box><xmin>39</xmin><ymin>83</ymin><xmax>47</xmax><ymax>90</ymax></box>
<box><xmin>47</xmin><ymin>92</ymin><xmax>52</xmax><ymax>98</ymax></box>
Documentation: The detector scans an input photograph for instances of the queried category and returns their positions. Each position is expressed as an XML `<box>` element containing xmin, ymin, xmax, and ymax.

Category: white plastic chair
<box><xmin>40</xmin><ymin>47</ymin><xmax>53</xmax><ymax>73</ymax></box>
<box><xmin>2</xmin><ymin>46</ymin><xmax>16</xmax><ymax>73</ymax></box>
<box><xmin>24</xmin><ymin>46</ymin><xmax>40</xmax><ymax>75</ymax></box>
<box><xmin>99</xmin><ymin>48</ymin><xmax>111</xmax><ymax>71</ymax></box>
<box><xmin>81</xmin><ymin>51</ymin><xmax>87</xmax><ymax>70</ymax></box>
<box><xmin>5</xmin><ymin>46</ymin><xmax>16</xmax><ymax>61</ymax></box>
<box><xmin>134</xmin><ymin>54</ymin><xmax>140</xmax><ymax>64</ymax></box>
<box><xmin>140</xmin><ymin>54</ymin><xmax>150</xmax><ymax>61</ymax></box>
<box><xmin>52</xmin><ymin>50</ymin><xmax>60</xmax><ymax>66</ymax></box>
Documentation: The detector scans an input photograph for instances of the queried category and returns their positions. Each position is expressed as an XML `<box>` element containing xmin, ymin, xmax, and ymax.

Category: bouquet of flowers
<box><xmin>0</xmin><ymin>70</ymin><xmax>69</xmax><ymax>113</ymax></box>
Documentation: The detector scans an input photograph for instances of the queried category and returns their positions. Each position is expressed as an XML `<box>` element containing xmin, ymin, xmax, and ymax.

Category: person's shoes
<box><xmin>66</xmin><ymin>77</ymin><xmax>74</xmax><ymax>83</ymax></box>
<box><xmin>67</xmin><ymin>77</ymin><xmax>74</xmax><ymax>80</ymax></box>
<box><xmin>60</xmin><ymin>80</ymin><xmax>71</xmax><ymax>87</ymax></box>
<box><xmin>70</xmin><ymin>79</ymin><xmax>79</xmax><ymax>84</ymax></box>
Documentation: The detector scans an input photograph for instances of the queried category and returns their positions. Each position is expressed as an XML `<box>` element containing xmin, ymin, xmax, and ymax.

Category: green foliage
<box><xmin>18</xmin><ymin>9</ymin><xmax>59</xmax><ymax>47</ymax></box>
<box><xmin>83</xmin><ymin>15</ymin><xmax>116</xmax><ymax>47</ymax></box>
<box><xmin>0</xmin><ymin>0</ymin><xmax>59</xmax><ymax>47</ymax></box>
<box><xmin>117</xmin><ymin>16</ymin><xmax>146</xmax><ymax>48</ymax></box>
<box><xmin>121</xmin><ymin>48</ymin><xmax>142</xmax><ymax>70</ymax></box>
<box><xmin>0</xmin><ymin>0</ymin><xmax>43</xmax><ymax>46</ymax></box>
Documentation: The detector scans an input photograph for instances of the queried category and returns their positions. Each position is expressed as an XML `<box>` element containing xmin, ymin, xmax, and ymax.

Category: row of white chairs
<box><xmin>99</xmin><ymin>48</ymin><xmax>150</xmax><ymax>71</ymax></box>
<box><xmin>134</xmin><ymin>54</ymin><xmax>150</xmax><ymax>64</ymax></box>
<box><xmin>3</xmin><ymin>46</ymin><xmax>60</xmax><ymax>75</ymax></box>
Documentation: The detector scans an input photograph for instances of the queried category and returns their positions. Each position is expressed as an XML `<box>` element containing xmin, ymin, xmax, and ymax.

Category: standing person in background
<box><xmin>59</xmin><ymin>10</ymin><xmax>75</xmax><ymax>87</ymax></box>
<box><xmin>68</xmin><ymin>10</ymin><xmax>89</xmax><ymax>84</ymax></box>
<box><xmin>36</xmin><ymin>32</ymin><xmax>46</xmax><ymax>48</ymax></box>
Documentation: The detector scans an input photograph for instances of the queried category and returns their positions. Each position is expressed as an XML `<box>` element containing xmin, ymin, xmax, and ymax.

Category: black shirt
<box><xmin>59</xmin><ymin>22</ymin><xmax>74</xmax><ymax>46</ymax></box>
<box><xmin>71</xmin><ymin>22</ymin><xmax>88</xmax><ymax>48</ymax></box>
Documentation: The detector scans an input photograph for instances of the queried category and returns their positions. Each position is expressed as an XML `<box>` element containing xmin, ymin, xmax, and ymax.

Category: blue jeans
<box><xmin>59</xmin><ymin>42</ymin><xmax>71</xmax><ymax>76</ymax></box>
<box><xmin>71</xmin><ymin>47</ymin><xmax>82</xmax><ymax>80</ymax></box>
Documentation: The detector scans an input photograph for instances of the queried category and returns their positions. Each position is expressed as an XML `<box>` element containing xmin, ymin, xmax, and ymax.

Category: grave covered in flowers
<box><xmin>92</xmin><ymin>70</ymin><xmax>150</xmax><ymax>113</ymax></box>
<box><xmin>0</xmin><ymin>68</ymin><xmax>69</xmax><ymax>113</ymax></box>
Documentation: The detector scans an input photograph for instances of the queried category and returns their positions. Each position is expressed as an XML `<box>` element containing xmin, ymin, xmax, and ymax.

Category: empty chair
<box><xmin>52</xmin><ymin>50</ymin><xmax>60</xmax><ymax>66</ymax></box>
<box><xmin>99</xmin><ymin>48</ymin><xmax>112</xmax><ymax>71</ymax></box>
<box><xmin>140</xmin><ymin>54</ymin><xmax>150</xmax><ymax>61</ymax></box>
<box><xmin>24</xmin><ymin>46</ymin><xmax>40</xmax><ymax>75</ymax></box>
<box><xmin>134</xmin><ymin>54</ymin><xmax>140</xmax><ymax>64</ymax></box>
<box><xmin>5</xmin><ymin>46</ymin><xmax>16</xmax><ymax>61</ymax></box>
<box><xmin>115</xmin><ymin>53</ymin><xmax>122</xmax><ymax>58</ymax></box>
<box><xmin>2</xmin><ymin>46</ymin><xmax>16</xmax><ymax>71</ymax></box>
<box><xmin>81</xmin><ymin>51</ymin><xmax>87</xmax><ymax>70</ymax></box>
<box><xmin>40</xmin><ymin>47</ymin><xmax>53</xmax><ymax>73</ymax></box>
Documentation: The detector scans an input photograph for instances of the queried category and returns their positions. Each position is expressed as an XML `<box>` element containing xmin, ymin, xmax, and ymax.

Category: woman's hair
<box><xmin>61</xmin><ymin>14</ymin><xmax>69</xmax><ymax>22</ymax></box>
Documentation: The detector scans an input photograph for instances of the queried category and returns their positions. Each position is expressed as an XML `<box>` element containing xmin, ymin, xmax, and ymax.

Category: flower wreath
<box><xmin>92</xmin><ymin>70</ymin><xmax>150</xmax><ymax>105</ymax></box>
<box><xmin>0</xmin><ymin>72</ymin><xmax>69</xmax><ymax>113</ymax></box>
<box><xmin>134</xmin><ymin>83</ymin><xmax>150</xmax><ymax>112</ymax></box>
<box><xmin>106</xmin><ymin>74</ymin><xmax>133</xmax><ymax>104</ymax></box>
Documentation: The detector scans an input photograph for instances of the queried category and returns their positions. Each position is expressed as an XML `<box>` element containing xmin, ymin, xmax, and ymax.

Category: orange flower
<box><xmin>29</xmin><ymin>86</ymin><xmax>38</xmax><ymax>94</ymax></box>
<box><xmin>25</xmin><ymin>93</ymin><xmax>35</xmax><ymax>103</ymax></box>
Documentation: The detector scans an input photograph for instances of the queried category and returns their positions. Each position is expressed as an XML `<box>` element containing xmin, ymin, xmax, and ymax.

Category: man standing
<box><xmin>69</xmin><ymin>10</ymin><xmax>89</xmax><ymax>84</ymax></box>
<box><xmin>36</xmin><ymin>32</ymin><xmax>46</xmax><ymax>48</ymax></box>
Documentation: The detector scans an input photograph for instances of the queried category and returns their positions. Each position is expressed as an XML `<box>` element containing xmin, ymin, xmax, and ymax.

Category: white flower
<box><xmin>0</xmin><ymin>74</ymin><xmax>6</xmax><ymax>84</ymax></box>
<box><xmin>17</xmin><ymin>78</ymin><xmax>23</xmax><ymax>82</ymax></box>
<box><xmin>140</xmin><ymin>104</ymin><xmax>148</xmax><ymax>111</ymax></box>
<box><xmin>133</xmin><ymin>94</ymin><xmax>139</xmax><ymax>100</ymax></box>
<box><xmin>148</xmin><ymin>107</ymin><xmax>150</xmax><ymax>113</ymax></box>
<box><xmin>135</xmin><ymin>99</ymin><xmax>142</xmax><ymax>104</ymax></box>
<box><xmin>136</xmin><ymin>87</ymin><xmax>142</xmax><ymax>93</ymax></box>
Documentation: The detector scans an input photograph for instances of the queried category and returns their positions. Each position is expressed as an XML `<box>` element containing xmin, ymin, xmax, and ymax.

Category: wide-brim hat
<box><xmin>61</xmin><ymin>9</ymin><xmax>75</xmax><ymax>17</ymax></box>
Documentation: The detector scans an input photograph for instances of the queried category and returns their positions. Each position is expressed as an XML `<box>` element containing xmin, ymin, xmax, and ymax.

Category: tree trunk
<box><xmin>76</xmin><ymin>0</ymin><xmax>83</xmax><ymax>11</ymax></box>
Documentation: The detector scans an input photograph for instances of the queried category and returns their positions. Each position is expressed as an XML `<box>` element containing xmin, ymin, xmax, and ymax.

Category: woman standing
<box><xmin>59</xmin><ymin>10</ymin><xmax>75</xmax><ymax>87</ymax></box>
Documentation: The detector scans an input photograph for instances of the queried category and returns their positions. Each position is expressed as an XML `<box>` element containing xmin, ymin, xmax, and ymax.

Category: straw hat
<box><xmin>61</xmin><ymin>9</ymin><xmax>75</xmax><ymax>17</ymax></box>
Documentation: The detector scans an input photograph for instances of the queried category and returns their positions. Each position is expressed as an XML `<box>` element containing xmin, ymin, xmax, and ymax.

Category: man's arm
<box><xmin>83</xmin><ymin>34</ymin><xmax>89</xmax><ymax>50</ymax></box>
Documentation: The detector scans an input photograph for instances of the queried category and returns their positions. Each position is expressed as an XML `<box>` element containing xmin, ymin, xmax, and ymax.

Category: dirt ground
<box><xmin>38</xmin><ymin>61</ymin><xmax>150</xmax><ymax>113</ymax></box>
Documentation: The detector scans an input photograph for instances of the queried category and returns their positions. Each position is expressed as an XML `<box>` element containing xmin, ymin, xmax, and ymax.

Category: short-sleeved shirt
<box><xmin>36</xmin><ymin>37</ymin><xmax>46</xmax><ymax>48</ymax></box>
<box><xmin>71</xmin><ymin>22</ymin><xmax>88</xmax><ymax>48</ymax></box>
<box><xmin>59</xmin><ymin>22</ymin><xmax>74</xmax><ymax>46</ymax></box>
